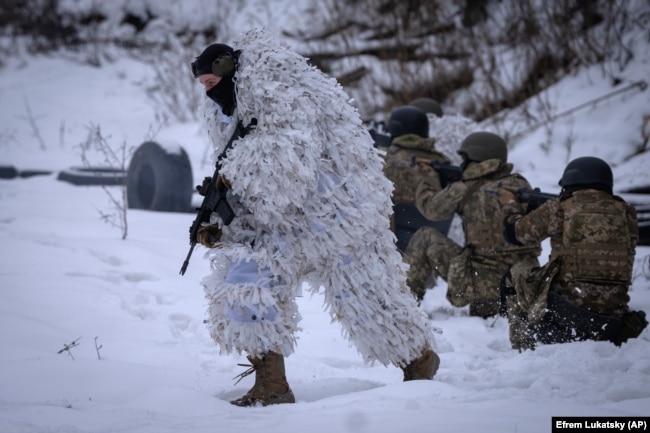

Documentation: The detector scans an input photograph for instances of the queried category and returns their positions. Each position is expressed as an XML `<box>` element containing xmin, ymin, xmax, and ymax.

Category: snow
<box><xmin>1</xmin><ymin>4</ymin><xmax>650</xmax><ymax>433</ymax></box>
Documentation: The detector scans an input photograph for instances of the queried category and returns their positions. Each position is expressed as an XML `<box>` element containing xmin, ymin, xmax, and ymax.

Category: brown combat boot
<box><xmin>402</xmin><ymin>348</ymin><xmax>440</xmax><ymax>381</ymax></box>
<box><xmin>230</xmin><ymin>351</ymin><xmax>296</xmax><ymax>407</ymax></box>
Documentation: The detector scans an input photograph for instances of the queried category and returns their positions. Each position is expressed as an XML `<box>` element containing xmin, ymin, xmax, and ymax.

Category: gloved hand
<box><xmin>497</xmin><ymin>187</ymin><xmax>517</xmax><ymax>206</ymax></box>
<box><xmin>196</xmin><ymin>175</ymin><xmax>232</xmax><ymax>196</ymax></box>
<box><xmin>197</xmin><ymin>224</ymin><xmax>222</xmax><ymax>248</ymax></box>
<box><xmin>414</xmin><ymin>158</ymin><xmax>435</xmax><ymax>173</ymax></box>
<box><xmin>216</xmin><ymin>174</ymin><xmax>231</xmax><ymax>192</ymax></box>
<box><xmin>196</xmin><ymin>176</ymin><xmax>212</xmax><ymax>196</ymax></box>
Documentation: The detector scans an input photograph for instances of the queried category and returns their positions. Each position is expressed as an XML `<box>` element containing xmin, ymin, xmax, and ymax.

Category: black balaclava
<box><xmin>206</xmin><ymin>77</ymin><xmax>236</xmax><ymax>116</ymax></box>
<box><xmin>192</xmin><ymin>43</ymin><xmax>238</xmax><ymax>116</ymax></box>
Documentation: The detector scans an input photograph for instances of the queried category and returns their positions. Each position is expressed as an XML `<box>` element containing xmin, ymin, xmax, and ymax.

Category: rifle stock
<box><xmin>515</xmin><ymin>188</ymin><xmax>558</xmax><ymax>212</ymax></box>
<box><xmin>412</xmin><ymin>157</ymin><xmax>462</xmax><ymax>188</ymax></box>
<box><xmin>486</xmin><ymin>186</ymin><xmax>558</xmax><ymax>213</ymax></box>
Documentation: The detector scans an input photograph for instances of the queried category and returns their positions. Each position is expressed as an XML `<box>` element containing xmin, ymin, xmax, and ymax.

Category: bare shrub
<box><xmin>20</xmin><ymin>96</ymin><xmax>47</xmax><ymax>150</ymax></box>
<box><xmin>140</xmin><ymin>37</ymin><xmax>204</xmax><ymax>123</ymax></box>
<box><xmin>289</xmin><ymin>0</ymin><xmax>640</xmax><ymax>123</ymax></box>
<box><xmin>1</xmin><ymin>0</ymin><xmax>644</xmax><ymax>127</ymax></box>
<box><xmin>0</xmin><ymin>0</ymin><xmax>79</xmax><ymax>54</ymax></box>
<box><xmin>79</xmin><ymin>124</ymin><xmax>131</xmax><ymax>240</ymax></box>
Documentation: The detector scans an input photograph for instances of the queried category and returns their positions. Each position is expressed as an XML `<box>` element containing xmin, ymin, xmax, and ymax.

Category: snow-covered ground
<box><xmin>1</xmin><ymin>5</ymin><xmax>649</xmax><ymax>432</ymax></box>
<box><xmin>1</xmin><ymin>173</ymin><xmax>648</xmax><ymax>433</ymax></box>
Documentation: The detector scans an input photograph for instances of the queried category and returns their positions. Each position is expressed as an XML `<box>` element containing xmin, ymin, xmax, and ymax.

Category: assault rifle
<box><xmin>412</xmin><ymin>157</ymin><xmax>463</xmax><ymax>188</ymax></box>
<box><xmin>487</xmin><ymin>186</ymin><xmax>558</xmax><ymax>213</ymax></box>
<box><xmin>179</xmin><ymin>120</ymin><xmax>256</xmax><ymax>276</ymax></box>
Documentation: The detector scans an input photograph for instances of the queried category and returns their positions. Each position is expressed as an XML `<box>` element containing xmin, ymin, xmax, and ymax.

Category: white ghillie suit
<box><xmin>201</xmin><ymin>28</ymin><xmax>433</xmax><ymax>367</ymax></box>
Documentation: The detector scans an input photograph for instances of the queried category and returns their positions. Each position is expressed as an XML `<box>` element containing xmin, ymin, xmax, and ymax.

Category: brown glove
<box><xmin>497</xmin><ymin>187</ymin><xmax>517</xmax><ymax>206</ymax></box>
<box><xmin>414</xmin><ymin>158</ymin><xmax>435</xmax><ymax>172</ymax></box>
<box><xmin>196</xmin><ymin>176</ymin><xmax>212</xmax><ymax>196</ymax></box>
<box><xmin>216</xmin><ymin>174</ymin><xmax>231</xmax><ymax>192</ymax></box>
<box><xmin>197</xmin><ymin>224</ymin><xmax>222</xmax><ymax>248</ymax></box>
<box><xmin>196</xmin><ymin>175</ymin><xmax>232</xmax><ymax>196</ymax></box>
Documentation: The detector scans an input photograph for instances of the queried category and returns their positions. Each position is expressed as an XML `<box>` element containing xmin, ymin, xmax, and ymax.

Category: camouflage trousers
<box><xmin>404</xmin><ymin>226</ymin><xmax>539</xmax><ymax>318</ymax></box>
<box><xmin>403</xmin><ymin>226</ymin><xmax>461</xmax><ymax>302</ymax></box>
<box><xmin>505</xmin><ymin>261</ymin><xmax>640</xmax><ymax>350</ymax></box>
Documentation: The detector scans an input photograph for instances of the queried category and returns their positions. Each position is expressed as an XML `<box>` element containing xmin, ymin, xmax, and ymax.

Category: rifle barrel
<box><xmin>179</xmin><ymin>242</ymin><xmax>196</xmax><ymax>275</ymax></box>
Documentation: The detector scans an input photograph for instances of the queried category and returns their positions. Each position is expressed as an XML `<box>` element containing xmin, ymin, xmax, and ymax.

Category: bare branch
<box><xmin>57</xmin><ymin>337</ymin><xmax>82</xmax><ymax>360</ymax></box>
<box><xmin>94</xmin><ymin>337</ymin><xmax>103</xmax><ymax>360</ymax></box>
<box><xmin>21</xmin><ymin>96</ymin><xmax>47</xmax><ymax>150</ymax></box>
<box><xmin>78</xmin><ymin>124</ymin><xmax>131</xmax><ymax>240</ymax></box>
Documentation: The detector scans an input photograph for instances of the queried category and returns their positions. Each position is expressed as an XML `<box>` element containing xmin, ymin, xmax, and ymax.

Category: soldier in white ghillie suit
<box><xmin>190</xmin><ymin>28</ymin><xmax>438</xmax><ymax>407</ymax></box>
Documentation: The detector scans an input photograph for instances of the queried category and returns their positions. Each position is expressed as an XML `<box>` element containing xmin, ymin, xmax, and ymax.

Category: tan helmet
<box><xmin>457</xmin><ymin>131</ymin><xmax>507</xmax><ymax>162</ymax></box>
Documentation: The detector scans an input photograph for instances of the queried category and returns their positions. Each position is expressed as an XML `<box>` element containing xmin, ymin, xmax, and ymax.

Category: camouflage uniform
<box><xmin>383</xmin><ymin>134</ymin><xmax>449</xmax><ymax>205</ymax></box>
<box><xmin>407</xmin><ymin>158</ymin><xmax>541</xmax><ymax>317</ymax></box>
<box><xmin>382</xmin><ymin>134</ymin><xmax>450</xmax><ymax>252</ymax></box>
<box><xmin>504</xmin><ymin>189</ymin><xmax>640</xmax><ymax>349</ymax></box>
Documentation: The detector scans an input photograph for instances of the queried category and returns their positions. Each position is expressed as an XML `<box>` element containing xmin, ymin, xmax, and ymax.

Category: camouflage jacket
<box><xmin>508</xmin><ymin>189</ymin><xmax>638</xmax><ymax>315</ymax></box>
<box><xmin>416</xmin><ymin>158</ymin><xmax>541</xmax><ymax>261</ymax></box>
<box><xmin>382</xmin><ymin>134</ymin><xmax>449</xmax><ymax>204</ymax></box>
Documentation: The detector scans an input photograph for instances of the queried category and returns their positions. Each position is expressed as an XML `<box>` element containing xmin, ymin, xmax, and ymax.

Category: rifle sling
<box><xmin>212</xmin><ymin>118</ymin><xmax>257</xmax><ymax>225</ymax></box>
<box><xmin>216</xmin><ymin>118</ymin><xmax>258</xmax><ymax>171</ymax></box>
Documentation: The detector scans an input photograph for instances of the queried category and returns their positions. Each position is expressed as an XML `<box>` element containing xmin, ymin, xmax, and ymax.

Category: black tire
<box><xmin>20</xmin><ymin>169</ymin><xmax>53</xmax><ymax>178</ymax></box>
<box><xmin>57</xmin><ymin>167</ymin><xmax>125</xmax><ymax>186</ymax></box>
<box><xmin>0</xmin><ymin>165</ymin><xmax>19</xmax><ymax>179</ymax></box>
<box><xmin>126</xmin><ymin>141</ymin><xmax>193</xmax><ymax>212</ymax></box>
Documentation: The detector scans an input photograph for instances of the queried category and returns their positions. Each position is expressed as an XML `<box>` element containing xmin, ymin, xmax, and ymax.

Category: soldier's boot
<box><xmin>469</xmin><ymin>299</ymin><xmax>500</xmax><ymax>319</ymax></box>
<box><xmin>508</xmin><ymin>309</ymin><xmax>536</xmax><ymax>352</ymax></box>
<box><xmin>230</xmin><ymin>351</ymin><xmax>296</xmax><ymax>407</ymax></box>
<box><xmin>404</xmin><ymin>255</ymin><xmax>428</xmax><ymax>302</ymax></box>
<box><xmin>402</xmin><ymin>348</ymin><xmax>440</xmax><ymax>381</ymax></box>
<box><xmin>406</xmin><ymin>273</ymin><xmax>429</xmax><ymax>303</ymax></box>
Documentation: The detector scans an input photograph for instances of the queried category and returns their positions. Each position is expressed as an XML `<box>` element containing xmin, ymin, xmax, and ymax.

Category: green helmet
<box><xmin>387</xmin><ymin>106</ymin><xmax>429</xmax><ymax>139</ymax></box>
<box><xmin>558</xmin><ymin>156</ymin><xmax>613</xmax><ymax>191</ymax></box>
<box><xmin>458</xmin><ymin>131</ymin><xmax>507</xmax><ymax>162</ymax></box>
<box><xmin>409</xmin><ymin>98</ymin><xmax>443</xmax><ymax>118</ymax></box>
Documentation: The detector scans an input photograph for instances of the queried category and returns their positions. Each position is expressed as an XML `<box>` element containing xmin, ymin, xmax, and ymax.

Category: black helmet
<box><xmin>409</xmin><ymin>98</ymin><xmax>443</xmax><ymax>118</ymax></box>
<box><xmin>386</xmin><ymin>106</ymin><xmax>429</xmax><ymax>139</ymax></box>
<box><xmin>558</xmin><ymin>156</ymin><xmax>613</xmax><ymax>191</ymax></box>
<box><xmin>457</xmin><ymin>131</ymin><xmax>507</xmax><ymax>162</ymax></box>
<box><xmin>191</xmin><ymin>43</ymin><xmax>237</xmax><ymax>78</ymax></box>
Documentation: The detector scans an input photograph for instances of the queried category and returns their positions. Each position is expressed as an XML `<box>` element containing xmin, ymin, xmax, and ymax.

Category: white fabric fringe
<box><xmin>201</xmin><ymin>28</ymin><xmax>433</xmax><ymax>366</ymax></box>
